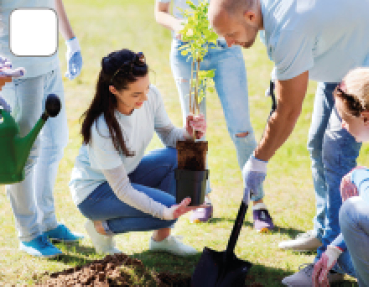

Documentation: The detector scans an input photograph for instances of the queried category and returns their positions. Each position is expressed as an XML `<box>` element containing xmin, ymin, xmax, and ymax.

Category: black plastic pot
<box><xmin>175</xmin><ymin>168</ymin><xmax>209</xmax><ymax>206</ymax></box>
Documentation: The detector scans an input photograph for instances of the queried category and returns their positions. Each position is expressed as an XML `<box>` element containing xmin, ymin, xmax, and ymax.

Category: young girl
<box><xmin>69</xmin><ymin>49</ymin><xmax>207</xmax><ymax>255</ymax></box>
<box><xmin>312</xmin><ymin>67</ymin><xmax>369</xmax><ymax>286</ymax></box>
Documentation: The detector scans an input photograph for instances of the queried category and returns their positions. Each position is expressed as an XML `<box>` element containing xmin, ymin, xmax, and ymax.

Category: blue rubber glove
<box><xmin>65</xmin><ymin>37</ymin><xmax>82</xmax><ymax>80</ymax></box>
<box><xmin>242</xmin><ymin>156</ymin><xmax>267</xmax><ymax>200</ymax></box>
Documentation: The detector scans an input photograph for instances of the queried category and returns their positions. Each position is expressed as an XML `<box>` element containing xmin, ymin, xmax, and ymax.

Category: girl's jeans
<box><xmin>170</xmin><ymin>38</ymin><xmax>263</xmax><ymax>201</ymax></box>
<box><xmin>339</xmin><ymin>197</ymin><xmax>369</xmax><ymax>286</ymax></box>
<box><xmin>307</xmin><ymin>82</ymin><xmax>361</xmax><ymax>269</ymax></box>
<box><xmin>2</xmin><ymin>68</ymin><xmax>68</xmax><ymax>242</ymax></box>
<box><xmin>78</xmin><ymin>148</ymin><xmax>178</xmax><ymax>234</ymax></box>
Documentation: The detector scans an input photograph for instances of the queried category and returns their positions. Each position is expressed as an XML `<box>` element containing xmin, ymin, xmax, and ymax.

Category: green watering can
<box><xmin>0</xmin><ymin>94</ymin><xmax>61</xmax><ymax>184</ymax></box>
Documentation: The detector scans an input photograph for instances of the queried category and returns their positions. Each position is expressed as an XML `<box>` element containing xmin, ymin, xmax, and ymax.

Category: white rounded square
<box><xmin>10</xmin><ymin>9</ymin><xmax>58</xmax><ymax>57</ymax></box>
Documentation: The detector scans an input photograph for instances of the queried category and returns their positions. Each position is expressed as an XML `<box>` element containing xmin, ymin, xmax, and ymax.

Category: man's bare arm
<box><xmin>254</xmin><ymin>71</ymin><xmax>309</xmax><ymax>161</ymax></box>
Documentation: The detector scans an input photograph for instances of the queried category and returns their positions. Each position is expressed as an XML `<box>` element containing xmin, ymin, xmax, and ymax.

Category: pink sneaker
<box><xmin>190</xmin><ymin>204</ymin><xmax>213</xmax><ymax>223</ymax></box>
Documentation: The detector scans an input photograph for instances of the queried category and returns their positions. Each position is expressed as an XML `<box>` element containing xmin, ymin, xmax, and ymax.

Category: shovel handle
<box><xmin>225</xmin><ymin>200</ymin><xmax>248</xmax><ymax>260</ymax></box>
<box><xmin>268</xmin><ymin>80</ymin><xmax>277</xmax><ymax>119</ymax></box>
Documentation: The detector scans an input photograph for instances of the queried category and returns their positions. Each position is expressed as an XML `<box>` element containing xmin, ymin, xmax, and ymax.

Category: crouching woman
<box><xmin>69</xmin><ymin>49</ymin><xmax>206</xmax><ymax>255</ymax></box>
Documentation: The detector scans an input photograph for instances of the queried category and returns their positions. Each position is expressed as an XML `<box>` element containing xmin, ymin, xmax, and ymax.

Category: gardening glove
<box><xmin>312</xmin><ymin>245</ymin><xmax>342</xmax><ymax>287</ymax></box>
<box><xmin>340</xmin><ymin>167</ymin><xmax>364</xmax><ymax>201</ymax></box>
<box><xmin>242</xmin><ymin>155</ymin><xmax>267</xmax><ymax>200</ymax></box>
<box><xmin>185</xmin><ymin>113</ymin><xmax>206</xmax><ymax>140</ymax></box>
<box><xmin>0</xmin><ymin>56</ymin><xmax>25</xmax><ymax>78</ymax></box>
<box><xmin>0</xmin><ymin>57</ymin><xmax>24</xmax><ymax>116</ymax></box>
<box><xmin>65</xmin><ymin>37</ymin><xmax>83</xmax><ymax>80</ymax></box>
<box><xmin>162</xmin><ymin>197</ymin><xmax>207</xmax><ymax>220</ymax></box>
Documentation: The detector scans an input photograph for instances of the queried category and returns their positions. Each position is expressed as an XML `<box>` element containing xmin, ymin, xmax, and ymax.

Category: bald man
<box><xmin>209</xmin><ymin>0</ymin><xmax>369</xmax><ymax>286</ymax></box>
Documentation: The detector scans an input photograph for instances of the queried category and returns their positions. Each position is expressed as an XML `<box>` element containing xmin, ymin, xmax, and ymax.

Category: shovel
<box><xmin>191</xmin><ymin>190</ymin><xmax>253</xmax><ymax>287</ymax></box>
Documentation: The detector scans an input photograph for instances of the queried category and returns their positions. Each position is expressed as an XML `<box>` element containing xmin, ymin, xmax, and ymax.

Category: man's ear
<box><xmin>109</xmin><ymin>85</ymin><xmax>117</xmax><ymax>95</ymax></box>
<box><xmin>243</xmin><ymin>10</ymin><xmax>257</xmax><ymax>24</ymax></box>
<box><xmin>361</xmin><ymin>110</ymin><xmax>369</xmax><ymax>125</ymax></box>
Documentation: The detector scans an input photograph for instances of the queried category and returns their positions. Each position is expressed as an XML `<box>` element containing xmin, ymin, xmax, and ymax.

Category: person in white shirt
<box><xmin>69</xmin><ymin>48</ymin><xmax>207</xmax><ymax>255</ymax></box>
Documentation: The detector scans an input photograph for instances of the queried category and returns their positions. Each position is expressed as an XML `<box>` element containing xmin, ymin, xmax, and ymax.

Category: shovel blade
<box><xmin>191</xmin><ymin>247</ymin><xmax>252</xmax><ymax>287</ymax></box>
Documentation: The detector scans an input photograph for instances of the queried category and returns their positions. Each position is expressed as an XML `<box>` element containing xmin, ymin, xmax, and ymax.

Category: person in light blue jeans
<box><xmin>0</xmin><ymin>0</ymin><xmax>83</xmax><ymax>258</ymax></box>
<box><xmin>155</xmin><ymin>0</ymin><xmax>274</xmax><ymax>230</ymax></box>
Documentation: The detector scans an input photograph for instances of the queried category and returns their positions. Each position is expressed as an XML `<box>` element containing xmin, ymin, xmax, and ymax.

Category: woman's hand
<box><xmin>162</xmin><ymin>197</ymin><xmax>207</xmax><ymax>220</ymax></box>
<box><xmin>185</xmin><ymin>113</ymin><xmax>207</xmax><ymax>139</ymax></box>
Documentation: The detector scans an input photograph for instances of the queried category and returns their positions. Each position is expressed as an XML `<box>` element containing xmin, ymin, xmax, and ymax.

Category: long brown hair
<box><xmin>81</xmin><ymin>49</ymin><xmax>148</xmax><ymax>156</ymax></box>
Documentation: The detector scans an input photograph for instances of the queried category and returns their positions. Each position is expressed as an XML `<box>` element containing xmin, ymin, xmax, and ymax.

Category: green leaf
<box><xmin>186</xmin><ymin>0</ymin><xmax>197</xmax><ymax>10</ymax></box>
<box><xmin>207</xmin><ymin>87</ymin><xmax>215</xmax><ymax>93</ymax></box>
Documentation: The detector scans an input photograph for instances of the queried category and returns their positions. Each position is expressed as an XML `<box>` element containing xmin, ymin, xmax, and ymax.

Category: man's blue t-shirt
<box><xmin>261</xmin><ymin>0</ymin><xmax>369</xmax><ymax>82</ymax></box>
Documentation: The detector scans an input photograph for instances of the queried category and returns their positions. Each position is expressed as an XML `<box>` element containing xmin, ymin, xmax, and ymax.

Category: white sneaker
<box><xmin>149</xmin><ymin>235</ymin><xmax>198</xmax><ymax>256</ymax></box>
<box><xmin>279</xmin><ymin>230</ymin><xmax>322</xmax><ymax>252</ymax></box>
<box><xmin>84</xmin><ymin>220</ymin><xmax>121</xmax><ymax>255</ymax></box>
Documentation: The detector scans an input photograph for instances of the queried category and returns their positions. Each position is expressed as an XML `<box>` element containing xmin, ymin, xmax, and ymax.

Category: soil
<box><xmin>176</xmin><ymin>140</ymin><xmax>207</xmax><ymax>171</ymax></box>
<box><xmin>37</xmin><ymin>253</ymin><xmax>264</xmax><ymax>286</ymax></box>
<box><xmin>37</xmin><ymin>253</ymin><xmax>191</xmax><ymax>287</ymax></box>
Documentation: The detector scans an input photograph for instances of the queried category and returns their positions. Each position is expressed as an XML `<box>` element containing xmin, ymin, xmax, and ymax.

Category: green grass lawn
<box><xmin>0</xmin><ymin>0</ymin><xmax>363</xmax><ymax>285</ymax></box>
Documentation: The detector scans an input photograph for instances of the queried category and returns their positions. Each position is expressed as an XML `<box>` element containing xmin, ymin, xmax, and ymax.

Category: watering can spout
<box><xmin>0</xmin><ymin>94</ymin><xmax>61</xmax><ymax>184</ymax></box>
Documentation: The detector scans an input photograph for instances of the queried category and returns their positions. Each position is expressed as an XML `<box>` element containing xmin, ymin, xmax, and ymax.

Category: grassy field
<box><xmin>0</xmin><ymin>0</ymin><xmax>363</xmax><ymax>285</ymax></box>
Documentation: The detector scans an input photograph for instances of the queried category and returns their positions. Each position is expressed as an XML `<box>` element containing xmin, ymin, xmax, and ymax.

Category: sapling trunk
<box><xmin>194</xmin><ymin>58</ymin><xmax>201</xmax><ymax>115</ymax></box>
<box><xmin>189</xmin><ymin>60</ymin><xmax>195</xmax><ymax>115</ymax></box>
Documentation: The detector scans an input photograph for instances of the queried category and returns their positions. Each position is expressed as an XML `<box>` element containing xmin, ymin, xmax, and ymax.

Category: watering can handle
<box><xmin>42</xmin><ymin>94</ymin><xmax>61</xmax><ymax>120</ymax></box>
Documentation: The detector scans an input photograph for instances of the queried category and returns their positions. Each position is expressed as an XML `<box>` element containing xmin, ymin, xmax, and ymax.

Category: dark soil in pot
<box><xmin>176</xmin><ymin>140</ymin><xmax>208</xmax><ymax>171</ymax></box>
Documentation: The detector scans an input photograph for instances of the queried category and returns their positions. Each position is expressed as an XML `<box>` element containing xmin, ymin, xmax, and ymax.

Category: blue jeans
<box><xmin>1</xmin><ymin>68</ymin><xmax>68</xmax><ymax>242</ymax></box>
<box><xmin>339</xmin><ymin>197</ymin><xmax>369</xmax><ymax>286</ymax></box>
<box><xmin>170</xmin><ymin>39</ymin><xmax>263</xmax><ymax>201</ymax></box>
<box><xmin>78</xmin><ymin>148</ymin><xmax>178</xmax><ymax>234</ymax></box>
<box><xmin>307</xmin><ymin>82</ymin><xmax>362</xmax><ymax>263</ymax></box>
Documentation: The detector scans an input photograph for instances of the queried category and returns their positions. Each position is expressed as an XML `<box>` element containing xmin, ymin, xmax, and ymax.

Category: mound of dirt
<box><xmin>37</xmin><ymin>253</ymin><xmax>191</xmax><ymax>287</ymax></box>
